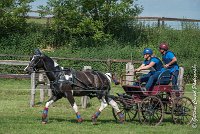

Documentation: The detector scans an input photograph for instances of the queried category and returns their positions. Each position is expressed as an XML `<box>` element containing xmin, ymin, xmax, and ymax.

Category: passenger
<box><xmin>159</xmin><ymin>43</ymin><xmax>179</xmax><ymax>90</ymax></box>
<box><xmin>134</xmin><ymin>48</ymin><xmax>164</xmax><ymax>91</ymax></box>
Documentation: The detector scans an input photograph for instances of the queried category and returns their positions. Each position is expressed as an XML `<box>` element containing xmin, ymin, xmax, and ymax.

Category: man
<box><xmin>159</xmin><ymin>43</ymin><xmax>179</xmax><ymax>90</ymax></box>
<box><xmin>134</xmin><ymin>48</ymin><xmax>164</xmax><ymax>91</ymax></box>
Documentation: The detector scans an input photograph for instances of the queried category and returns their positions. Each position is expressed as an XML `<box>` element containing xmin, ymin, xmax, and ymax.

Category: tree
<box><xmin>0</xmin><ymin>0</ymin><xmax>34</xmax><ymax>38</ymax></box>
<box><xmin>39</xmin><ymin>0</ymin><xmax>143</xmax><ymax>47</ymax></box>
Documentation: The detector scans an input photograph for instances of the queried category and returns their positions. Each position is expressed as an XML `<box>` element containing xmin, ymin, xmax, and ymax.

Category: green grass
<box><xmin>0</xmin><ymin>79</ymin><xmax>199</xmax><ymax>134</ymax></box>
<box><xmin>26</xmin><ymin>18</ymin><xmax>48</xmax><ymax>24</ymax></box>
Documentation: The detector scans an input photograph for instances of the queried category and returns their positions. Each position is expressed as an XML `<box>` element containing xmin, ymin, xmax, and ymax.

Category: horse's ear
<box><xmin>34</xmin><ymin>48</ymin><xmax>42</xmax><ymax>56</ymax></box>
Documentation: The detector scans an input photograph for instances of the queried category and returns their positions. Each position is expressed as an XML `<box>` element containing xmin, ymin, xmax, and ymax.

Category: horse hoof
<box><xmin>119</xmin><ymin>120</ymin><xmax>125</xmax><ymax>124</ymax></box>
<box><xmin>119</xmin><ymin>118</ymin><xmax>125</xmax><ymax>124</ymax></box>
<box><xmin>77</xmin><ymin>118</ymin><xmax>83</xmax><ymax>123</ymax></box>
<box><xmin>92</xmin><ymin>121</ymin><xmax>98</xmax><ymax>125</ymax></box>
<box><xmin>92</xmin><ymin>122</ymin><xmax>97</xmax><ymax>125</ymax></box>
<box><xmin>92</xmin><ymin>117</ymin><xmax>97</xmax><ymax>125</ymax></box>
<box><xmin>42</xmin><ymin>121</ymin><xmax>47</xmax><ymax>124</ymax></box>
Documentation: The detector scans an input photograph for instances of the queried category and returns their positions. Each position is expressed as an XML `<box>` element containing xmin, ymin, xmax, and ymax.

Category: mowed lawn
<box><xmin>0</xmin><ymin>79</ymin><xmax>199</xmax><ymax>134</ymax></box>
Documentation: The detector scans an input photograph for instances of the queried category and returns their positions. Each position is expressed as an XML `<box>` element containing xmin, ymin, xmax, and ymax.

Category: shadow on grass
<box><xmin>37</xmin><ymin>117</ymin><xmax>142</xmax><ymax>126</ymax></box>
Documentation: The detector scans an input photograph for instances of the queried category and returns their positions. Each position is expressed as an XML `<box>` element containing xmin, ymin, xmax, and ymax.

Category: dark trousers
<box><xmin>140</xmin><ymin>71</ymin><xmax>161</xmax><ymax>91</ymax></box>
<box><xmin>171</xmin><ymin>70</ymin><xmax>179</xmax><ymax>90</ymax></box>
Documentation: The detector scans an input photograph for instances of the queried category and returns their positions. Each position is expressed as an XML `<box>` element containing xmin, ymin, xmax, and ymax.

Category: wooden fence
<box><xmin>0</xmin><ymin>54</ymin><xmax>141</xmax><ymax>71</ymax></box>
<box><xmin>135</xmin><ymin>16</ymin><xmax>200</xmax><ymax>27</ymax></box>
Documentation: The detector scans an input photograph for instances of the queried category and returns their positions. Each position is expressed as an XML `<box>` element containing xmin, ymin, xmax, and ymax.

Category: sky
<box><xmin>135</xmin><ymin>0</ymin><xmax>200</xmax><ymax>19</ymax></box>
<box><xmin>29</xmin><ymin>0</ymin><xmax>200</xmax><ymax>20</ymax></box>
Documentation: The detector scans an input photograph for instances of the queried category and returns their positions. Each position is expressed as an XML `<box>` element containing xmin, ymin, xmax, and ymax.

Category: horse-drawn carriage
<box><xmin>111</xmin><ymin>69</ymin><xmax>194</xmax><ymax>126</ymax></box>
<box><xmin>25</xmin><ymin>49</ymin><xmax>194</xmax><ymax>125</ymax></box>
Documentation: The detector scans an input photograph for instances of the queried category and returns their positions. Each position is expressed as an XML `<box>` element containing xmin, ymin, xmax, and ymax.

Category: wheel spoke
<box><xmin>139</xmin><ymin>96</ymin><xmax>163</xmax><ymax>126</ymax></box>
<box><xmin>127</xmin><ymin>111</ymin><xmax>131</xmax><ymax>120</ymax></box>
<box><xmin>185</xmin><ymin>115</ymin><xmax>190</xmax><ymax>123</ymax></box>
<box><xmin>172</xmin><ymin>97</ymin><xmax>194</xmax><ymax>125</ymax></box>
<box><xmin>152</xmin><ymin>101</ymin><xmax>160</xmax><ymax>110</ymax></box>
<box><xmin>124</xmin><ymin>111</ymin><xmax>127</xmax><ymax>121</ymax></box>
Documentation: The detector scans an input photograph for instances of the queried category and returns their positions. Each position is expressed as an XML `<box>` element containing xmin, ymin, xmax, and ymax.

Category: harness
<box><xmin>28</xmin><ymin>55</ymin><xmax>109</xmax><ymax>98</ymax></box>
<box><xmin>70</xmin><ymin>69</ymin><xmax>108</xmax><ymax>98</ymax></box>
<box><xmin>50</xmin><ymin>68</ymin><xmax>108</xmax><ymax>98</ymax></box>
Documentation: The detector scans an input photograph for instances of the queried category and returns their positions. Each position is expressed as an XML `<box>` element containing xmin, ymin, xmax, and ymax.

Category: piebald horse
<box><xmin>24</xmin><ymin>49</ymin><xmax>124</xmax><ymax>124</ymax></box>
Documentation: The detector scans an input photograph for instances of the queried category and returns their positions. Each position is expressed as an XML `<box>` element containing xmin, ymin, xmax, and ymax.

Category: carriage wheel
<box><xmin>112</xmin><ymin>100</ymin><xmax>138</xmax><ymax>122</ymax></box>
<box><xmin>172</xmin><ymin>96</ymin><xmax>194</xmax><ymax>125</ymax></box>
<box><xmin>139</xmin><ymin>96</ymin><xmax>164</xmax><ymax>126</ymax></box>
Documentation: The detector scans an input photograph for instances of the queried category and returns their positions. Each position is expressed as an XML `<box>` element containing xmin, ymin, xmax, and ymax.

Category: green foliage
<box><xmin>0</xmin><ymin>0</ymin><xmax>34</xmax><ymax>38</ymax></box>
<box><xmin>38</xmin><ymin>0</ymin><xmax>142</xmax><ymax>47</ymax></box>
<box><xmin>0</xmin><ymin>1</ymin><xmax>199</xmax><ymax>82</ymax></box>
<box><xmin>1</xmin><ymin>23</ymin><xmax>199</xmax><ymax>82</ymax></box>
<box><xmin>0</xmin><ymin>21</ymin><xmax>56</xmax><ymax>55</ymax></box>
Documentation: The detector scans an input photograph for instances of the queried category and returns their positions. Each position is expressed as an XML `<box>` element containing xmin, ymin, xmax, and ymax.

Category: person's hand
<box><xmin>134</xmin><ymin>68</ymin><xmax>141</xmax><ymax>72</ymax></box>
<box><xmin>164</xmin><ymin>64</ymin><xmax>169</xmax><ymax>68</ymax></box>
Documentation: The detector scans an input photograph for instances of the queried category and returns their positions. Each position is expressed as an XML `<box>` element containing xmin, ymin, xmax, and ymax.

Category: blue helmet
<box><xmin>143</xmin><ymin>48</ymin><xmax>153</xmax><ymax>55</ymax></box>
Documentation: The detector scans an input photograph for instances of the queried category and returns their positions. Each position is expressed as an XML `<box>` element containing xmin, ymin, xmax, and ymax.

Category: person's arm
<box><xmin>164</xmin><ymin>52</ymin><xmax>177</xmax><ymax>68</ymax></box>
<box><xmin>135</xmin><ymin>62</ymin><xmax>155</xmax><ymax>72</ymax></box>
<box><xmin>135</xmin><ymin>64</ymin><xmax>145</xmax><ymax>72</ymax></box>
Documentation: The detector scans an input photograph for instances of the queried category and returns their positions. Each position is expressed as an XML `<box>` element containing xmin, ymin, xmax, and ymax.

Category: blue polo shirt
<box><xmin>162</xmin><ymin>51</ymin><xmax>179</xmax><ymax>72</ymax></box>
<box><xmin>143</xmin><ymin>57</ymin><xmax>163</xmax><ymax>72</ymax></box>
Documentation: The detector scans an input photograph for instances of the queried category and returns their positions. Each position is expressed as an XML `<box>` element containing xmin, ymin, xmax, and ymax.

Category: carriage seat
<box><xmin>156</xmin><ymin>69</ymin><xmax>171</xmax><ymax>85</ymax></box>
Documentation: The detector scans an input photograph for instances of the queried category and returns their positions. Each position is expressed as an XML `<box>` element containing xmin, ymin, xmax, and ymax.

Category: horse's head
<box><xmin>105</xmin><ymin>73</ymin><xmax>120</xmax><ymax>85</ymax></box>
<box><xmin>24</xmin><ymin>49</ymin><xmax>45</xmax><ymax>74</ymax></box>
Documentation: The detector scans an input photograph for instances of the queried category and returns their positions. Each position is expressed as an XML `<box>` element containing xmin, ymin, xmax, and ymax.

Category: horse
<box><xmin>24</xmin><ymin>49</ymin><xmax>124</xmax><ymax>124</ymax></box>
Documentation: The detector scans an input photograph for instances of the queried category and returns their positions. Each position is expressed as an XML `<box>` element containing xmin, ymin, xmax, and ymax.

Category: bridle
<box><xmin>28</xmin><ymin>55</ymin><xmax>47</xmax><ymax>72</ymax></box>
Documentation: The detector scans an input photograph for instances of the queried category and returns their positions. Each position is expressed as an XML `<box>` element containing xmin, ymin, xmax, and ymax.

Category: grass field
<box><xmin>26</xmin><ymin>18</ymin><xmax>48</xmax><ymax>24</ymax></box>
<box><xmin>0</xmin><ymin>79</ymin><xmax>199</xmax><ymax>134</ymax></box>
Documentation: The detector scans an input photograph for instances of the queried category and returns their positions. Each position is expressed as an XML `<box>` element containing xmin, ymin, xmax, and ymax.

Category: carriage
<box><xmin>111</xmin><ymin>68</ymin><xmax>194</xmax><ymax>126</ymax></box>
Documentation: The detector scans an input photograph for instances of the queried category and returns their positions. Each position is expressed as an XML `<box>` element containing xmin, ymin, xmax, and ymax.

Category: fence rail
<box><xmin>0</xmin><ymin>74</ymin><xmax>30</xmax><ymax>79</ymax></box>
<box><xmin>27</xmin><ymin>10</ymin><xmax>200</xmax><ymax>28</ymax></box>
<box><xmin>135</xmin><ymin>16</ymin><xmax>200</xmax><ymax>22</ymax></box>
<box><xmin>0</xmin><ymin>54</ymin><xmax>142</xmax><ymax>65</ymax></box>
<box><xmin>0</xmin><ymin>60</ymin><xmax>29</xmax><ymax>66</ymax></box>
<box><xmin>28</xmin><ymin>10</ymin><xmax>200</xmax><ymax>22</ymax></box>
<box><xmin>0</xmin><ymin>54</ymin><xmax>141</xmax><ymax>79</ymax></box>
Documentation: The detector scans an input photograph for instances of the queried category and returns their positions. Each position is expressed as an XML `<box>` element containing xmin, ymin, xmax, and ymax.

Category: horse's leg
<box><xmin>42</xmin><ymin>95</ymin><xmax>61</xmax><ymax>124</ymax></box>
<box><xmin>91</xmin><ymin>97</ymin><xmax>108</xmax><ymax>124</ymax></box>
<box><xmin>91</xmin><ymin>97</ymin><xmax>124</xmax><ymax>124</ymax></box>
<box><xmin>64</xmin><ymin>91</ymin><xmax>83</xmax><ymax>123</ymax></box>
<box><xmin>107</xmin><ymin>97</ymin><xmax>125</xmax><ymax>123</ymax></box>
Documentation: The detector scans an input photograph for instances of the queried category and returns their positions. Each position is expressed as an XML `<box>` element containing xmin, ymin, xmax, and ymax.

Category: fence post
<box><xmin>106</xmin><ymin>59</ymin><xmax>112</xmax><ymax>71</ymax></box>
<box><xmin>47</xmin><ymin>79</ymin><xmax>52</xmax><ymax>97</ymax></box>
<box><xmin>30</xmin><ymin>72</ymin><xmax>36</xmax><ymax>107</ymax></box>
<box><xmin>39</xmin><ymin>73</ymin><xmax>45</xmax><ymax>103</ymax></box>
<box><xmin>158</xmin><ymin>19</ymin><xmax>160</xmax><ymax>27</ymax></box>
<box><xmin>178</xmin><ymin>67</ymin><xmax>184</xmax><ymax>91</ymax></box>
<box><xmin>161</xmin><ymin>17</ymin><xmax>165</xmax><ymax>27</ymax></box>
<box><xmin>125</xmin><ymin>62</ymin><xmax>134</xmax><ymax>85</ymax></box>
<box><xmin>81</xmin><ymin>66</ymin><xmax>91</xmax><ymax>108</ymax></box>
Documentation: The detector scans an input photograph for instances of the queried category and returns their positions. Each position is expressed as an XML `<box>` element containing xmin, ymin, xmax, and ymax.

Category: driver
<box><xmin>134</xmin><ymin>48</ymin><xmax>164</xmax><ymax>91</ymax></box>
